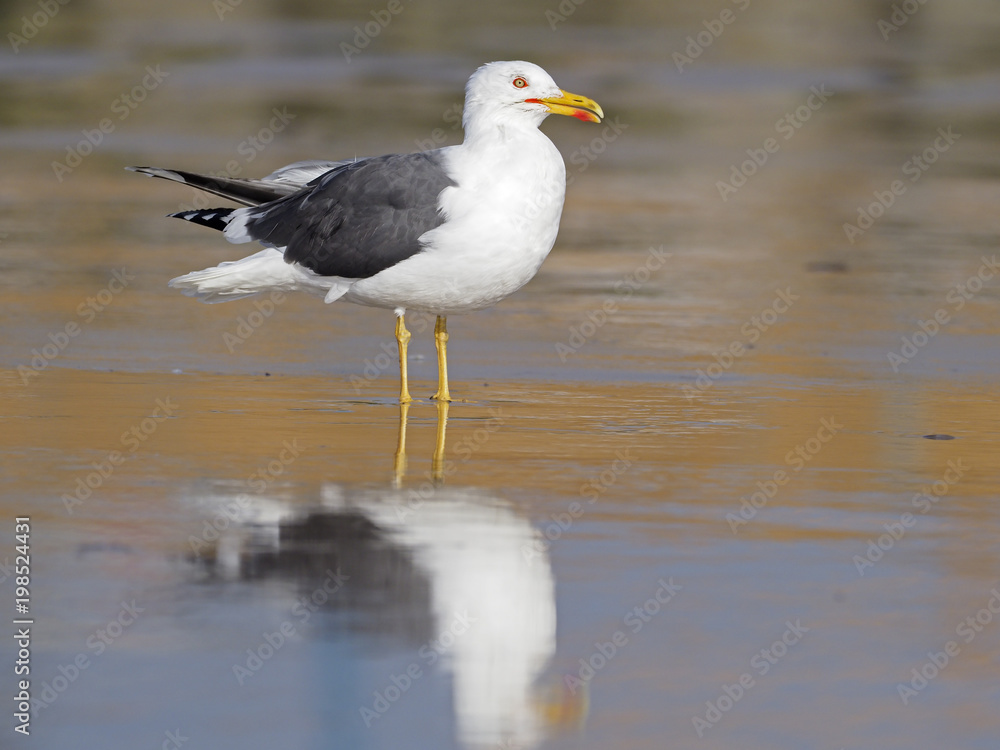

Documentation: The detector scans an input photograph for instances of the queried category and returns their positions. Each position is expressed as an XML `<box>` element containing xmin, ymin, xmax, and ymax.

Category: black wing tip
<box><xmin>168</xmin><ymin>208</ymin><xmax>235</xmax><ymax>231</ymax></box>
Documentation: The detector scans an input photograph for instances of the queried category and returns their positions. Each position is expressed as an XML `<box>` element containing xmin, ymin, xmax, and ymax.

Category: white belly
<box><xmin>343</xmin><ymin>218</ymin><xmax>560</xmax><ymax>314</ymax></box>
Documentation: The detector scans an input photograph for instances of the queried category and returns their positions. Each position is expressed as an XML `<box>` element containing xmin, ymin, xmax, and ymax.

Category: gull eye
<box><xmin>512</xmin><ymin>77</ymin><xmax>528</xmax><ymax>89</ymax></box>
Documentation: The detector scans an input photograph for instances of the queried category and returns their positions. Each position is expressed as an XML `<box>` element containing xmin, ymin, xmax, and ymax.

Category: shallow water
<box><xmin>2</xmin><ymin>2</ymin><xmax>1000</xmax><ymax>748</ymax></box>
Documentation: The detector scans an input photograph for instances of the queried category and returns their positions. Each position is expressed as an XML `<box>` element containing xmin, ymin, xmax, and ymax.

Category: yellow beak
<box><xmin>528</xmin><ymin>89</ymin><xmax>604</xmax><ymax>123</ymax></box>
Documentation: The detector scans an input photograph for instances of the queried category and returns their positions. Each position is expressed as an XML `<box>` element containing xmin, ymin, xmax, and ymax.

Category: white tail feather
<box><xmin>169</xmin><ymin>248</ymin><xmax>353</xmax><ymax>304</ymax></box>
<box><xmin>169</xmin><ymin>249</ymin><xmax>299</xmax><ymax>303</ymax></box>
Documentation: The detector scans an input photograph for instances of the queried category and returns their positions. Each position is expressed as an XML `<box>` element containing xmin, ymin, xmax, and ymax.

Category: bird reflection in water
<box><xmin>190</xmin><ymin>402</ymin><xmax>585</xmax><ymax>748</ymax></box>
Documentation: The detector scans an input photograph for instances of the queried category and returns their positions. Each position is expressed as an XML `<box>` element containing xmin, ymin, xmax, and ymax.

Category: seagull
<box><xmin>128</xmin><ymin>60</ymin><xmax>603</xmax><ymax>403</ymax></box>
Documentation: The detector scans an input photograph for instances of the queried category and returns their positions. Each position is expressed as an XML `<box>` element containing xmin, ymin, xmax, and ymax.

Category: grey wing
<box><xmin>239</xmin><ymin>151</ymin><xmax>456</xmax><ymax>279</ymax></box>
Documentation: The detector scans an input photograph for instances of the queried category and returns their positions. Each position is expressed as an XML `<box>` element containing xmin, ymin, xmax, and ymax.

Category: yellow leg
<box><xmin>431</xmin><ymin>399</ymin><xmax>450</xmax><ymax>482</ymax></box>
<box><xmin>431</xmin><ymin>315</ymin><xmax>452</xmax><ymax>402</ymax></box>
<box><xmin>395</xmin><ymin>314</ymin><xmax>413</xmax><ymax>404</ymax></box>
<box><xmin>392</xmin><ymin>400</ymin><xmax>410</xmax><ymax>487</ymax></box>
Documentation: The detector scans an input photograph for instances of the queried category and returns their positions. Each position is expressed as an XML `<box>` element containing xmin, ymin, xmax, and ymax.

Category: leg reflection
<box><xmin>392</xmin><ymin>400</ymin><xmax>410</xmax><ymax>488</ymax></box>
<box><xmin>431</xmin><ymin>400</ymin><xmax>450</xmax><ymax>483</ymax></box>
<box><xmin>392</xmin><ymin>399</ymin><xmax>450</xmax><ymax>486</ymax></box>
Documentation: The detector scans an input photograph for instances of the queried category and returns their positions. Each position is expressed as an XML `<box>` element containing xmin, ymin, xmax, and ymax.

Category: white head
<box><xmin>462</xmin><ymin>60</ymin><xmax>603</xmax><ymax>136</ymax></box>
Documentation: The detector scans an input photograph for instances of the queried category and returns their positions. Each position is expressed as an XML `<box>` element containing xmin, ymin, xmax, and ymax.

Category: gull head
<box><xmin>463</xmin><ymin>60</ymin><xmax>603</xmax><ymax>133</ymax></box>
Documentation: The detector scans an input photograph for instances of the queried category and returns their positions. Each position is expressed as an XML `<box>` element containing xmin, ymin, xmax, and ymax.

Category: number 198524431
<box><xmin>15</xmin><ymin>518</ymin><xmax>30</xmax><ymax>616</ymax></box>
